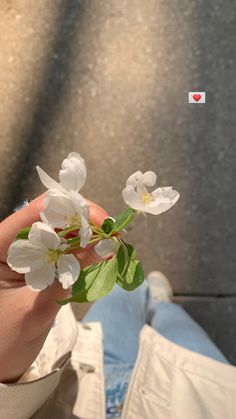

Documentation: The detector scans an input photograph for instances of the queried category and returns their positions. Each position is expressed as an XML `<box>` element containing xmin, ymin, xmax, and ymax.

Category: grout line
<box><xmin>174</xmin><ymin>293</ymin><xmax>236</xmax><ymax>298</ymax></box>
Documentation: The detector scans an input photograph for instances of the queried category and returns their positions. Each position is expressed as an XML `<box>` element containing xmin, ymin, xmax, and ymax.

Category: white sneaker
<box><xmin>147</xmin><ymin>271</ymin><xmax>173</xmax><ymax>303</ymax></box>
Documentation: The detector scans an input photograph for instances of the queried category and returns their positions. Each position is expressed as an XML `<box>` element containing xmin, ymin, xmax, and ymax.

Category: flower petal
<box><xmin>122</xmin><ymin>185</ymin><xmax>146</xmax><ymax>211</ymax></box>
<box><xmin>79</xmin><ymin>223</ymin><xmax>93</xmax><ymax>248</ymax></box>
<box><xmin>142</xmin><ymin>171</ymin><xmax>157</xmax><ymax>187</ymax></box>
<box><xmin>69</xmin><ymin>193</ymin><xmax>92</xmax><ymax>247</ymax></box>
<box><xmin>79</xmin><ymin>197</ymin><xmax>90</xmax><ymax>219</ymax></box>
<box><xmin>25</xmin><ymin>263</ymin><xmax>56</xmax><ymax>291</ymax></box>
<box><xmin>94</xmin><ymin>239</ymin><xmax>118</xmax><ymax>258</ymax></box>
<box><xmin>42</xmin><ymin>193</ymin><xmax>75</xmax><ymax>228</ymax></box>
<box><xmin>36</xmin><ymin>166</ymin><xmax>60</xmax><ymax>191</ymax></box>
<box><xmin>69</xmin><ymin>190</ymin><xmax>88</xmax><ymax>215</ymax></box>
<box><xmin>7</xmin><ymin>240</ymin><xmax>45</xmax><ymax>274</ymax></box>
<box><xmin>57</xmin><ymin>254</ymin><xmax>81</xmax><ymax>289</ymax></box>
<box><xmin>126</xmin><ymin>171</ymin><xmax>143</xmax><ymax>187</ymax></box>
<box><xmin>147</xmin><ymin>187</ymin><xmax>180</xmax><ymax>215</ymax></box>
<box><xmin>28</xmin><ymin>222</ymin><xmax>60</xmax><ymax>249</ymax></box>
<box><xmin>59</xmin><ymin>152</ymin><xmax>87</xmax><ymax>192</ymax></box>
<box><xmin>40</xmin><ymin>208</ymin><xmax>66</xmax><ymax>229</ymax></box>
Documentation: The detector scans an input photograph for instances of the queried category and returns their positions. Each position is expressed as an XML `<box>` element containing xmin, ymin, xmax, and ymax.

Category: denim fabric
<box><xmin>83</xmin><ymin>283</ymin><xmax>229</xmax><ymax>418</ymax></box>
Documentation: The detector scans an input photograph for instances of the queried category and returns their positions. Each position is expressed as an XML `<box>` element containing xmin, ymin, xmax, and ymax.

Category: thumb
<box><xmin>0</xmin><ymin>197</ymin><xmax>44</xmax><ymax>263</ymax></box>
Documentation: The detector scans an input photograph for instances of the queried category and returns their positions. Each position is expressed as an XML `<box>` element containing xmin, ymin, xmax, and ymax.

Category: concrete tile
<box><xmin>174</xmin><ymin>296</ymin><xmax>236</xmax><ymax>365</ymax></box>
<box><xmin>0</xmin><ymin>1</ymin><xmax>235</xmax><ymax>296</ymax></box>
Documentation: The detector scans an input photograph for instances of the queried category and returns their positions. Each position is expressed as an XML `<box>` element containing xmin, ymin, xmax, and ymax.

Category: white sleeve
<box><xmin>0</xmin><ymin>352</ymin><xmax>71</xmax><ymax>419</ymax></box>
<box><xmin>0</xmin><ymin>304</ymin><xmax>77</xmax><ymax>419</ymax></box>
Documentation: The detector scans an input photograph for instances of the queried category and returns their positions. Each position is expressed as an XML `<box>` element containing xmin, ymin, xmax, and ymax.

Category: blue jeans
<box><xmin>83</xmin><ymin>284</ymin><xmax>229</xmax><ymax>418</ymax></box>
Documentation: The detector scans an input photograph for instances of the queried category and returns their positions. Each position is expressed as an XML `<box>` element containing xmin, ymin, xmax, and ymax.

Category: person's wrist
<box><xmin>0</xmin><ymin>285</ymin><xmax>68</xmax><ymax>383</ymax></box>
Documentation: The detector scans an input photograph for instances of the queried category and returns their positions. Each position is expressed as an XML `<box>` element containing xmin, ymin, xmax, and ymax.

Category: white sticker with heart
<box><xmin>188</xmin><ymin>92</ymin><xmax>206</xmax><ymax>103</ymax></box>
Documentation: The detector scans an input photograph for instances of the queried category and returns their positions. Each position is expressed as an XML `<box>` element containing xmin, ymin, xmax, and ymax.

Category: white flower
<box><xmin>94</xmin><ymin>239</ymin><xmax>119</xmax><ymax>258</ymax></box>
<box><xmin>36</xmin><ymin>152</ymin><xmax>86</xmax><ymax>194</ymax></box>
<box><xmin>122</xmin><ymin>170</ymin><xmax>180</xmax><ymax>215</ymax></box>
<box><xmin>36</xmin><ymin>152</ymin><xmax>92</xmax><ymax>248</ymax></box>
<box><xmin>80</xmin><ymin>216</ymin><xmax>93</xmax><ymax>248</ymax></box>
<box><xmin>40</xmin><ymin>190</ymin><xmax>92</xmax><ymax>248</ymax></box>
<box><xmin>7</xmin><ymin>222</ymin><xmax>81</xmax><ymax>291</ymax></box>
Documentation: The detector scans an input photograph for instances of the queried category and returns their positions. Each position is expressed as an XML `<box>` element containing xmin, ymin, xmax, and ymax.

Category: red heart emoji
<box><xmin>193</xmin><ymin>93</ymin><xmax>201</xmax><ymax>102</ymax></box>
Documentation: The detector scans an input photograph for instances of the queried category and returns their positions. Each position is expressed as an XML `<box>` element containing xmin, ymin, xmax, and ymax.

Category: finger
<box><xmin>77</xmin><ymin>247</ymin><xmax>114</xmax><ymax>268</ymax></box>
<box><xmin>72</xmin><ymin>245</ymin><xmax>104</xmax><ymax>268</ymax></box>
<box><xmin>0</xmin><ymin>195</ymin><xmax>108</xmax><ymax>263</ymax></box>
<box><xmin>86</xmin><ymin>199</ymin><xmax>108</xmax><ymax>227</ymax></box>
<box><xmin>0</xmin><ymin>263</ymin><xmax>25</xmax><ymax>290</ymax></box>
<box><xmin>0</xmin><ymin>198</ymin><xmax>44</xmax><ymax>262</ymax></box>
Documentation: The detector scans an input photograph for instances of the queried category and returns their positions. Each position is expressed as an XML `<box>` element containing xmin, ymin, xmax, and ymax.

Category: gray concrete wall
<box><xmin>0</xmin><ymin>1</ymin><xmax>235</xmax><ymax>361</ymax></box>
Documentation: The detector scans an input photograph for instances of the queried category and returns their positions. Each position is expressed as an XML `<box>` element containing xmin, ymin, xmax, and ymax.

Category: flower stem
<box><xmin>65</xmin><ymin>234</ymin><xmax>101</xmax><ymax>252</ymax></box>
<box><xmin>89</xmin><ymin>219</ymin><xmax>104</xmax><ymax>234</ymax></box>
<box><xmin>67</xmin><ymin>236</ymin><xmax>80</xmax><ymax>246</ymax></box>
<box><xmin>58</xmin><ymin>224</ymin><xmax>81</xmax><ymax>237</ymax></box>
<box><xmin>88</xmin><ymin>237</ymin><xmax>101</xmax><ymax>245</ymax></box>
<box><xmin>91</xmin><ymin>226</ymin><xmax>103</xmax><ymax>235</ymax></box>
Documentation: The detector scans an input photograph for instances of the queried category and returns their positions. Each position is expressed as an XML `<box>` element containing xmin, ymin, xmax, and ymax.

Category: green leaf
<box><xmin>124</xmin><ymin>243</ymin><xmax>137</xmax><ymax>260</ymax></box>
<box><xmin>72</xmin><ymin>262</ymin><xmax>104</xmax><ymax>297</ymax></box>
<box><xmin>117</xmin><ymin>259</ymin><xmax>144</xmax><ymax>291</ymax></box>
<box><xmin>15</xmin><ymin>227</ymin><xmax>31</xmax><ymax>241</ymax></box>
<box><xmin>58</xmin><ymin>256</ymin><xmax>118</xmax><ymax>305</ymax></box>
<box><xmin>116</xmin><ymin>242</ymin><xmax>144</xmax><ymax>291</ymax></box>
<box><xmin>116</xmin><ymin>241</ymin><xmax>132</xmax><ymax>277</ymax></box>
<box><xmin>57</xmin><ymin>242</ymin><xmax>144</xmax><ymax>305</ymax></box>
<box><xmin>126</xmin><ymin>260</ymin><xmax>144</xmax><ymax>287</ymax></box>
<box><xmin>57</xmin><ymin>262</ymin><xmax>105</xmax><ymax>304</ymax></box>
<box><xmin>116</xmin><ymin>244</ymin><xmax>127</xmax><ymax>277</ymax></box>
<box><xmin>111</xmin><ymin>208</ymin><xmax>136</xmax><ymax>233</ymax></box>
<box><xmin>101</xmin><ymin>218</ymin><xmax>115</xmax><ymax>234</ymax></box>
<box><xmin>86</xmin><ymin>256</ymin><xmax>118</xmax><ymax>301</ymax></box>
<box><xmin>116</xmin><ymin>242</ymin><xmax>135</xmax><ymax>276</ymax></box>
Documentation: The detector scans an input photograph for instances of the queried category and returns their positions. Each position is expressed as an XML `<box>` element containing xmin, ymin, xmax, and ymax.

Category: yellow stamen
<box><xmin>66</xmin><ymin>213</ymin><xmax>81</xmax><ymax>226</ymax></box>
<box><xmin>142</xmin><ymin>192</ymin><xmax>154</xmax><ymax>204</ymax></box>
<box><xmin>47</xmin><ymin>249</ymin><xmax>61</xmax><ymax>263</ymax></box>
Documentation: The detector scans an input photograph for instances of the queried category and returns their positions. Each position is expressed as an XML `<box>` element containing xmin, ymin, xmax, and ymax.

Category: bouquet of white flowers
<box><xmin>7</xmin><ymin>152</ymin><xmax>179</xmax><ymax>304</ymax></box>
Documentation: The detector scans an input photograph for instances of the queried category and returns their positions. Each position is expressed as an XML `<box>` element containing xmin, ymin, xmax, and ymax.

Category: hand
<box><xmin>0</xmin><ymin>195</ymin><xmax>108</xmax><ymax>383</ymax></box>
